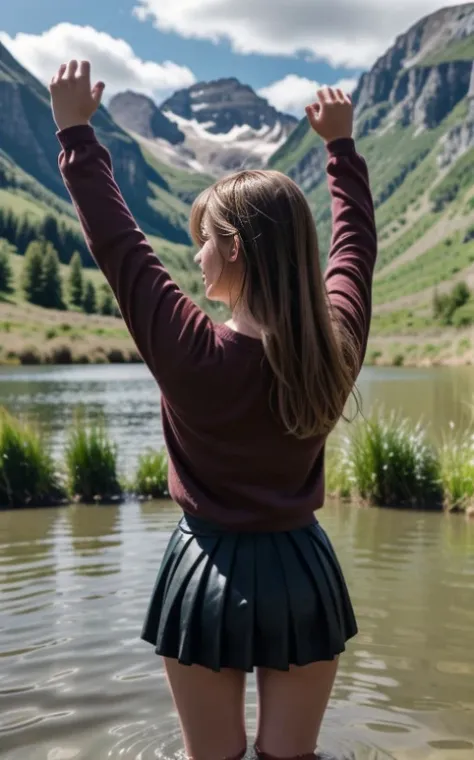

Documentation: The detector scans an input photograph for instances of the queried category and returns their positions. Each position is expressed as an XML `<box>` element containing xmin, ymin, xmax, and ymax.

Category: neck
<box><xmin>226</xmin><ymin>305</ymin><xmax>262</xmax><ymax>339</ymax></box>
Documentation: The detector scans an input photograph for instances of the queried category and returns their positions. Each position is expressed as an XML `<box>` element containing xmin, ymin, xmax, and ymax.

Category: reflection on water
<box><xmin>1</xmin><ymin>364</ymin><xmax>474</xmax><ymax>475</ymax></box>
<box><xmin>0</xmin><ymin>503</ymin><xmax>473</xmax><ymax>759</ymax></box>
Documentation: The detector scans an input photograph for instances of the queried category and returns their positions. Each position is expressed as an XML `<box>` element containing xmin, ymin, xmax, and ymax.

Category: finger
<box><xmin>91</xmin><ymin>81</ymin><xmax>105</xmax><ymax>107</ymax></box>
<box><xmin>65</xmin><ymin>59</ymin><xmax>78</xmax><ymax>81</ymax></box>
<box><xmin>316</xmin><ymin>88</ymin><xmax>327</xmax><ymax>104</ymax></box>
<box><xmin>305</xmin><ymin>105</ymin><xmax>319</xmax><ymax>130</ymax></box>
<box><xmin>335</xmin><ymin>88</ymin><xmax>345</xmax><ymax>103</ymax></box>
<box><xmin>78</xmin><ymin>60</ymin><xmax>91</xmax><ymax>79</ymax></box>
<box><xmin>51</xmin><ymin>63</ymin><xmax>67</xmax><ymax>86</ymax></box>
<box><xmin>325</xmin><ymin>86</ymin><xmax>337</xmax><ymax>102</ymax></box>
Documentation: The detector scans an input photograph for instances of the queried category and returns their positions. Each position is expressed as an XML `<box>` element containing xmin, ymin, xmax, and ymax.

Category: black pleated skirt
<box><xmin>141</xmin><ymin>513</ymin><xmax>357</xmax><ymax>672</ymax></box>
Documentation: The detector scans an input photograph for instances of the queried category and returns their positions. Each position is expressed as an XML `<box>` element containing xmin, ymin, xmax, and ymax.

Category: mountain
<box><xmin>108</xmin><ymin>90</ymin><xmax>185</xmax><ymax>144</ymax></box>
<box><xmin>270</xmin><ymin>3</ymin><xmax>474</xmax><ymax>364</ymax></box>
<box><xmin>0</xmin><ymin>40</ymin><xmax>206</xmax><ymax>254</ymax></box>
<box><xmin>111</xmin><ymin>78</ymin><xmax>298</xmax><ymax>177</ymax></box>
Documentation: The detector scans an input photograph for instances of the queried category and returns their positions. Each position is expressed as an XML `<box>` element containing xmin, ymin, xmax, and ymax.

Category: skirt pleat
<box><xmin>141</xmin><ymin>514</ymin><xmax>358</xmax><ymax>672</ymax></box>
<box><xmin>221</xmin><ymin>534</ymin><xmax>256</xmax><ymax>671</ymax></box>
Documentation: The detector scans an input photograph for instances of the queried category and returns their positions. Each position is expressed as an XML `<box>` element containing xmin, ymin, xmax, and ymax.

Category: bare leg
<box><xmin>255</xmin><ymin>659</ymin><xmax>339</xmax><ymax>758</ymax></box>
<box><xmin>163</xmin><ymin>657</ymin><xmax>247</xmax><ymax>760</ymax></box>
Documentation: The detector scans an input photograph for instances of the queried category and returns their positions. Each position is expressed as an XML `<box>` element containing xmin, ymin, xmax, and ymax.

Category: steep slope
<box><xmin>113</xmin><ymin>78</ymin><xmax>298</xmax><ymax>177</ymax></box>
<box><xmin>270</xmin><ymin>3</ymin><xmax>474</xmax><ymax>361</ymax></box>
<box><xmin>0</xmin><ymin>42</ymin><xmax>194</xmax><ymax>248</ymax></box>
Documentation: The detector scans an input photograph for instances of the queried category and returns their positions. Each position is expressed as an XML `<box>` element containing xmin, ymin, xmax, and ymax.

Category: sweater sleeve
<box><xmin>323</xmin><ymin>138</ymin><xmax>377</xmax><ymax>367</ymax></box>
<box><xmin>57</xmin><ymin>124</ymin><xmax>219</xmax><ymax>391</ymax></box>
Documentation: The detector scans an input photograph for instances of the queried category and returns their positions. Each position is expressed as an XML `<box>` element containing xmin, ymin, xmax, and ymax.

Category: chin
<box><xmin>205</xmin><ymin>285</ymin><xmax>229</xmax><ymax>307</ymax></box>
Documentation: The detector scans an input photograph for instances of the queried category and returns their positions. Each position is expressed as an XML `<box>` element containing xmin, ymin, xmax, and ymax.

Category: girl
<box><xmin>50</xmin><ymin>60</ymin><xmax>377</xmax><ymax>760</ymax></box>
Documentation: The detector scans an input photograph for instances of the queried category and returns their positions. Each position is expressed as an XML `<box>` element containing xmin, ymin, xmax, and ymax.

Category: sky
<box><xmin>0</xmin><ymin>0</ymin><xmax>468</xmax><ymax>117</ymax></box>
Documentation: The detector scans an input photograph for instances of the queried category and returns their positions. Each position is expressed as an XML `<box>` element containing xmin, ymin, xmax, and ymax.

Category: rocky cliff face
<box><xmin>354</xmin><ymin>3</ymin><xmax>474</xmax><ymax>133</ymax></box>
<box><xmin>272</xmin><ymin>4</ymin><xmax>474</xmax><ymax>189</ymax></box>
<box><xmin>438</xmin><ymin>62</ymin><xmax>474</xmax><ymax>167</ymax></box>
<box><xmin>108</xmin><ymin>91</ymin><xmax>185</xmax><ymax>145</ymax></box>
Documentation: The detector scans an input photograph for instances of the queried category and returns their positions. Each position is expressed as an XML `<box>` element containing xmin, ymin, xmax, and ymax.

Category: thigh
<box><xmin>255</xmin><ymin>658</ymin><xmax>339</xmax><ymax>757</ymax></box>
<box><xmin>164</xmin><ymin>657</ymin><xmax>247</xmax><ymax>760</ymax></box>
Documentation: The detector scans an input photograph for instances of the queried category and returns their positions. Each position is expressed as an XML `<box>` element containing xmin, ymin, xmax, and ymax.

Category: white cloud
<box><xmin>0</xmin><ymin>23</ymin><xmax>196</xmax><ymax>101</ymax></box>
<box><xmin>133</xmin><ymin>0</ymin><xmax>464</xmax><ymax>68</ymax></box>
<box><xmin>258</xmin><ymin>75</ymin><xmax>357</xmax><ymax>116</ymax></box>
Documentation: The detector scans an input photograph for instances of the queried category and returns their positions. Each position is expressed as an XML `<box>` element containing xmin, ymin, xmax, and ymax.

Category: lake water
<box><xmin>1</xmin><ymin>363</ymin><xmax>474</xmax><ymax>473</ymax></box>
<box><xmin>1</xmin><ymin>364</ymin><xmax>474</xmax><ymax>759</ymax></box>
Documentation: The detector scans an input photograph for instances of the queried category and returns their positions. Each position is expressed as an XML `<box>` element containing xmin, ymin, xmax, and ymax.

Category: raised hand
<box><xmin>49</xmin><ymin>60</ymin><xmax>105</xmax><ymax>131</ymax></box>
<box><xmin>305</xmin><ymin>87</ymin><xmax>353</xmax><ymax>144</ymax></box>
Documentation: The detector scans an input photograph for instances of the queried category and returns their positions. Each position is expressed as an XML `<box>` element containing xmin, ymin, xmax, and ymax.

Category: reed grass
<box><xmin>0</xmin><ymin>406</ymin><xmax>472</xmax><ymax>513</ymax></box>
<box><xmin>134</xmin><ymin>449</ymin><xmax>169</xmax><ymax>499</ymax></box>
<box><xmin>0</xmin><ymin>408</ymin><xmax>65</xmax><ymax>507</ymax></box>
<box><xmin>329</xmin><ymin>411</ymin><xmax>443</xmax><ymax>509</ymax></box>
<box><xmin>65</xmin><ymin>411</ymin><xmax>122</xmax><ymax>503</ymax></box>
<box><xmin>440</xmin><ymin>426</ymin><xmax>474</xmax><ymax>511</ymax></box>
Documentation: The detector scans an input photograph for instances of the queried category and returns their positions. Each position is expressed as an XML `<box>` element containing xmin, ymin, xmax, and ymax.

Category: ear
<box><xmin>228</xmin><ymin>234</ymin><xmax>240</xmax><ymax>263</ymax></box>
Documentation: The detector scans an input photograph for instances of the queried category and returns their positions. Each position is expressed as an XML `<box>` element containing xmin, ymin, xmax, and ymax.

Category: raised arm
<box><xmin>50</xmin><ymin>60</ymin><xmax>218</xmax><ymax>394</ymax></box>
<box><xmin>306</xmin><ymin>87</ymin><xmax>377</xmax><ymax>365</ymax></box>
<box><xmin>324</xmin><ymin>139</ymin><xmax>377</xmax><ymax>363</ymax></box>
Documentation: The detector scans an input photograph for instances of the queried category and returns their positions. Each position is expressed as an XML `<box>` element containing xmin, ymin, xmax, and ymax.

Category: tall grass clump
<box><xmin>440</xmin><ymin>426</ymin><xmax>474</xmax><ymax>511</ymax></box>
<box><xmin>336</xmin><ymin>411</ymin><xmax>443</xmax><ymax>509</ymax></box>
<box><xmin>325</xmin><ymin>445</ymin><xmax>352</xmax><ymax>499</ymax></box>
<box><xmin>0</xmin><ymin>408</ymin><xmax>65</xmax><ymax>508</ymax></box>
<box><xmin>65</xmin><ymin>411</ymin><xmax>122</xmax><ymax>503</ymax></box>
<box><xmin>134</xmin><ymin>449</ymin><xmax>169</xmax><ymax>499</ymax></box>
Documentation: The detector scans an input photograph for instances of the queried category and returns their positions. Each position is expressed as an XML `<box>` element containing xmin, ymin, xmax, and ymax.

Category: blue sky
<box><xmin>0</xmin><ymin>0</ymin><xmax>465</xmax><ymax>116</ymax></box>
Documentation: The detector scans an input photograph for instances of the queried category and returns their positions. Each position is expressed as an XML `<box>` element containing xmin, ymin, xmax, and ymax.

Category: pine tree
<box><xmin>15</xmin><ymin>216</ymin><xmax>35</xmax><ymax>253</ymax></box>
<box><xmin>68</xmin><ymin>251</ymin><xmax>84</xmax><ymax>307</ymax></box>
<box><xmin>42</xmin><ymin>244</ymin><xmax>65</xmax><ymax>309</ymax></box>
<box><xmin>22</xmin><ymin>240</ymin><xmax>46</xmax><ymax>305</ymax></box>
<box><xmin>40</xmin><ymin>215</ymin><xmax>61</xmax><ymax>255</ymax></box>
<box><xmin>0</xmin><ymin>239</ymin><xmax>14</xmax><ymax>293</ymax></box>
<box><xmin>82</xmin><ymin>280</ymin><xmax>97</xmax><ymax>314</ymax></box>
<box><xmin>98</xmin><ymin>284</ymin><xmax>116</xmax><ymax>316</ymax></box>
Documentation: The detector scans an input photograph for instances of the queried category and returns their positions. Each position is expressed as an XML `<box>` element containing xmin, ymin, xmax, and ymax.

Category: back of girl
<box><xmin>50</xmin><ymin>60</ymin><xmax>377</xmax><ymax>760</ymax></box>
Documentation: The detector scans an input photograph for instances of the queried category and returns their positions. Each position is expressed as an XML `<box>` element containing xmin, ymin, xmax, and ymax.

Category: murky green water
<box><xmin>0</xmin><ymin>365</ymin><xmax>474</xmax><ymax>759</ymax></box>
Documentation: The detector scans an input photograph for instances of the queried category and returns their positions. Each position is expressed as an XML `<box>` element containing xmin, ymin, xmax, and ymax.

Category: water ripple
<box><xmin>0</xmin><ymin>502</ymin><xmax>473</xmax><ymax>759</ymax></box>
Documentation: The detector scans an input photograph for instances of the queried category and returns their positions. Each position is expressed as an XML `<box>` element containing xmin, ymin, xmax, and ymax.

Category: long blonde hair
<box><xmin>190</xmin><ymin>169</ymin><xmax>359</xmax><ymax>439</ymax></box>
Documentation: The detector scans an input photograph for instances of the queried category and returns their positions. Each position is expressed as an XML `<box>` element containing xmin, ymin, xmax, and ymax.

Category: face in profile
<box><xmin>194</xmin><ymin>221</ymin><xmax>244</xmax><ymax>307</ymax></box>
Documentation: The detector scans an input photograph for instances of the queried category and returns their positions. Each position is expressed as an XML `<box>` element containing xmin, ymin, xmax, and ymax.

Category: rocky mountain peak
<box><xmin>112</xmin><ymin>77</ymin><xmax>298</xmax><ymax>177</ymax></box>
<box><xmin>108</xmin><ymin>91</ymin><xmax>185</xmax><ymax>145</ymax></box>
<box><xmin>160</xmin><ymin>77</ymin><xmax>297</xmax><ymax>136</ymax></box>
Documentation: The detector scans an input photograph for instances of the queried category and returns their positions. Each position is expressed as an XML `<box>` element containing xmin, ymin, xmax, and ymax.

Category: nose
<box><xmin>194</xmin><ymin>250</ymin><xmax>201</xmax><ymax>265</ymax></box>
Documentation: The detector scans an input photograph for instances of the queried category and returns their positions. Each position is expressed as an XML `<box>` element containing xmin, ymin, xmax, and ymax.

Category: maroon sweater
<box><xmin>58</xmin><ymin>125</ymin><xmax>377</xmax><ymax>531</ymax></box>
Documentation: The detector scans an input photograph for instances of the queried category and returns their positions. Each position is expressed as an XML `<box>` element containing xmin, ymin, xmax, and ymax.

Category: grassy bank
<box><xmin>1</xmin><ymin>405</ymin><xmax>474</xmax><ymax>514</ymax></box>
<box><xmin>0</xmin><ymin>408</ymin><xmax>169</xmax><ymax>508</ymax></box>
<box><xmin>326</xmin><ymin>410</ymin><xmax>474</xmax><ymax>513</ymax></box>
<box><xmin>365</xmin><ymin>329</ymin><xmax>474</xmax><ymax>368</ymax></box>
<box><xmin>0</xmin><ymin>299</ymin><xmax>137</xmax><ymax>365</ymax></box>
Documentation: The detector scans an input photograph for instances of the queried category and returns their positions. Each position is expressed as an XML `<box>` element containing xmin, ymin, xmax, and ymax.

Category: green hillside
<box><xmin>2</xmin><ymin>6</ymin><xmax>474</xmax><ymax>367</ymax></box>
<box><xmin>270</xmin><ymin>5</ymin><xmax>474</xmax><ymax>365</ymax></box>
<box><xmin>0</xmin><ymin>40</ymin><xmax>218</xmax><ymax>256</ymax></box>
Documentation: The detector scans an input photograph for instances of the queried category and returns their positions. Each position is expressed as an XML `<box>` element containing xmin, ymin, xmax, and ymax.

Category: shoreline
<box><xmin>1</xmin><ymin>350</ymin><xmax>473</xmax><ymax>369</ymax></box>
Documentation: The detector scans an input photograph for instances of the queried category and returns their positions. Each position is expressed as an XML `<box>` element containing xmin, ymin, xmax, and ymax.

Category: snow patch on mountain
<box><xmin>160</xmin><ymin>110</ymin><xmax>290</xmax><ymax>175</ymax></box>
